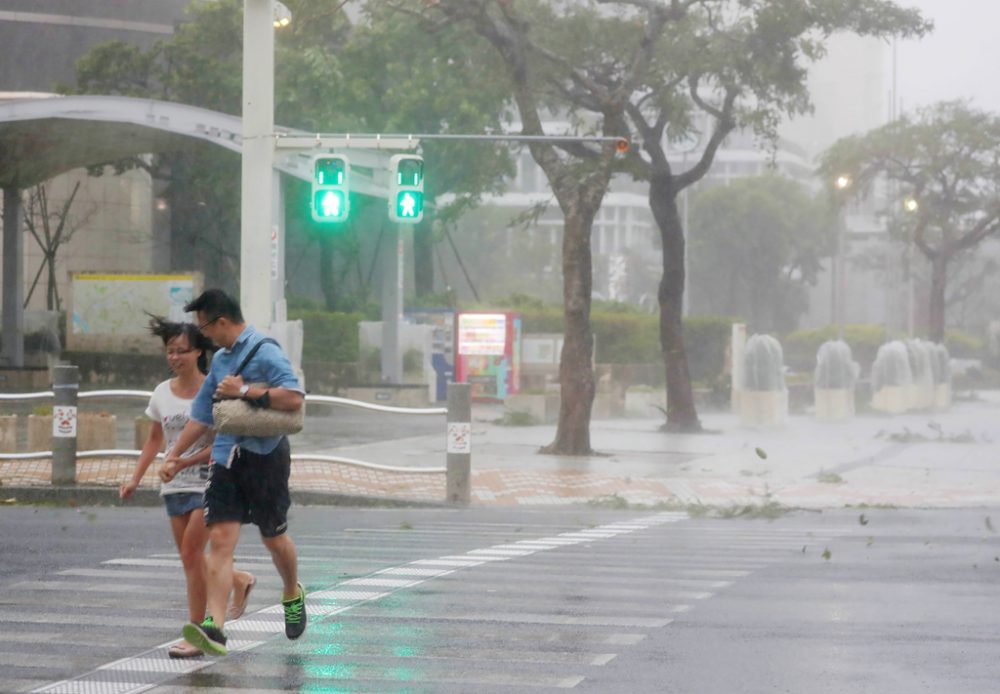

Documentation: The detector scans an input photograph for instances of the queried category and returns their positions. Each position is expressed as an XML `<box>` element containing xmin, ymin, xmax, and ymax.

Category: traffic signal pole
<box><xmin>381</xmin><ymin>223</ymin><xmax>404</xmax><ymax>383</ymax></box>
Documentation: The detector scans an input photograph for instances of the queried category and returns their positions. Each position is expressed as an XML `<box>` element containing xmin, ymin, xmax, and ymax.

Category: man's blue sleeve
<box><xmin>259</xmin><ymin>343</ymin><xmax>303</xmax><ymax>392</ymax></box>
<box><xmin>190</xmin><ymin>369</ymin><xmax>218</xmax><ymax>426</ymax></box>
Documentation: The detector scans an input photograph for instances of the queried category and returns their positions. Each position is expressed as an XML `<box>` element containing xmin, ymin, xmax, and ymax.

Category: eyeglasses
<box><xmin>198</xmin><ymin>316</ymin><xmax>220</xmax><ymax>331</ymax></box>
<box><xmin>166</xmin><ymin>348</ymin><xmax>195</xmax><ymax>357</ymax></box>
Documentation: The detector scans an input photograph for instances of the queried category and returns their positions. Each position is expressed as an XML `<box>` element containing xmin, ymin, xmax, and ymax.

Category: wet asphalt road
<box><xmin>1</xmin><ymin>506</ymin><xmax>999</xmax><ymax>693</ymax></box>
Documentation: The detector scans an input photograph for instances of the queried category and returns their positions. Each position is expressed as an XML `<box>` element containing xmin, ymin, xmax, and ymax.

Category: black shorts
<box><xmin>204</xmin><ymin>438</ymin><xmax>291</xmax><ymax>538</ymax></box>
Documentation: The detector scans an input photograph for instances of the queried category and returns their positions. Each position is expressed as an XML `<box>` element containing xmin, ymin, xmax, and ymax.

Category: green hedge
<box><xmin>289</xmin><ymin>309</ymin><xmax>364</xmax><ymax>363</ymax></box>
<box><xmin>945</xmin><ymin>329</ymin><xmax>984</xmax><ymax>358</ymax></box>
<box><xmin>684</xmin><ymin>315</ymin><xmax>737</xmax><ymax>383</ymax></box>
<box><xmin>291</xmin><ymin>302</ymin><xmax>734</xmax><ymax>384</ymax></box>
<box><xmin>518</xmin><ymin>306</ymin><xmax>734</xmax><ymax>381</ymax></box>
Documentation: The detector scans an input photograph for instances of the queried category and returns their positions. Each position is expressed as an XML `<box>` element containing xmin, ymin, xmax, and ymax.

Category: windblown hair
<box><xmin>147</xmin><ymin>314</ymin><xmax>213</xmax><ymax>374</ymax></box>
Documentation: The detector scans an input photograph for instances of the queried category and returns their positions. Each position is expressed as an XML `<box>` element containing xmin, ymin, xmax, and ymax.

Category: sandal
<box><xmin>168</xmin><ymin>641</ymin><xmax>203</xmax><ymax>659</ymax></box>
<box><xmin>227</xmin><ymin>572</ymin><xmax>256</xmax><ymax>621</ymax></box>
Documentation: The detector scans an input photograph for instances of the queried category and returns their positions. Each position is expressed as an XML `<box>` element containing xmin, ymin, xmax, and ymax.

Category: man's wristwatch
<box><xmin>238</xmin><ymin>384</ymin><xmax>251</xmax><ymax>398</ymax></box>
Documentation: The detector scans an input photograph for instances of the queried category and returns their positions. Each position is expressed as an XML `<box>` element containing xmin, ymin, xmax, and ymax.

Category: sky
<box><xmin>894</xmin><ymin>0</ymin><xmax>1000</xmax><ymax>115</ymax></box>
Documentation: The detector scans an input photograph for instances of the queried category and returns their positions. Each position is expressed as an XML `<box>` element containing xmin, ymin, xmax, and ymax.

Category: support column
<box><xmin>241</xmin><ymin>0</ymin><xmax>275</xmax><ymax>330</ymax></box>
<box><xmin>2</xmin><ymin>187</ymin><xmax>25</xmax><ymax>368</ymax></box>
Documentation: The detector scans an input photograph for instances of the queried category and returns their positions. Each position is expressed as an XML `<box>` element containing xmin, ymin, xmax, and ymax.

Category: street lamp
<box><xmin>833</xmin><ymin>175</ymin><xmax>852</xmax><ymax>339</ymax></box>
<box><xmin>273</xmin><ymin>1</ymin><xmax>292</xmax><ymax>28</ymax></box>
<box><xmin>902</xmin><ymin>196</ymin><xmax>919</xmax><ymax>336</ymax></box>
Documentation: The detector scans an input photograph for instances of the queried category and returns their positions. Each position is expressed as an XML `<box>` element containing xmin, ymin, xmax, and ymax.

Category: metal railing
<box><xmin>0</xmin><ymin>365</ymin><xmax>471</xmax><ymax>503</ymax></box>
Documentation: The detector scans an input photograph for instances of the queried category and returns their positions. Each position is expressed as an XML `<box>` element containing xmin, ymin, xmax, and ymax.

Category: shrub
<box><xmin>683</xmin><ymin>315</ymin><xmax>736</xmax><ymax>383</ymax></box>
<box><xmin>814</xmin><ymin>340</ymin><xmax>860</xmax><ymax>389</ymax></box>
<box><xmin>289</xmin><ymin>309</ymin><xmax>364</xmax><ymax>363</ymax></box>
<box><xmin>945</xmin><ymin>329</ymin><xmax>984</xmax><ymax>358</ymax></box>
<box><xmin>871</xmin><ymin>341</ymin><xmax>913</xmax><ymax>390</ymax></box>
<box><xmin>784</xmin><ymin>324</ymin><xmax>887</xmax><ymax>372</ymax></box>
<box><xmin>743</xmin><ymin>334</ymin><xmax>786</xmax><ymax>391</ymax></box>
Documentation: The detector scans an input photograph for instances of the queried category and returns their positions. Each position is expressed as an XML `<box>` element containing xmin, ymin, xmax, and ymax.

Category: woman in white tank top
<box><xmin>120</xmin><ymin>316</ymin><xmax>255</xmax><ymax>658</ymax></box>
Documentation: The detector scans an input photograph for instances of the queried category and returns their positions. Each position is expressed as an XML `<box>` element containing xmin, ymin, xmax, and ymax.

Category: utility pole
<box><xmin>241</xmin><ymin>0</ymin><xmax>276</xmax><ymax>328</ymax></box>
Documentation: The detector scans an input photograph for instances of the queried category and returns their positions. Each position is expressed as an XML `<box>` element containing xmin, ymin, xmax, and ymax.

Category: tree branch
<box><xmin>677</xmin><ymin>84</ymin><xmax>738</xmax><ymax>190</ymax></box>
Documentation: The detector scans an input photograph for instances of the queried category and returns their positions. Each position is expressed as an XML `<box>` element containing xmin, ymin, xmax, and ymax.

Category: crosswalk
<box><xmin>0</xmin><ymin>512</ymin><xmax>845</xmax><ymax>693</ymax></box>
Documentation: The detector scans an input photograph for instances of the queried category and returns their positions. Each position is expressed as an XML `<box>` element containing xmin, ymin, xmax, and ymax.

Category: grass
<box><xmin>817</xmin><ymin>471</ymin><xmax>844</xmax><ymax>484</ymax></box>
<box><xmin>495</xmin><ymin>410</ymin><xmax>541</xmax><ymax>427</ymax></box>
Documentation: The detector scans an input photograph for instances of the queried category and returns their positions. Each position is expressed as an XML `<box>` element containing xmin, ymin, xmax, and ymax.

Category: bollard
<box><xmin>446</xmin><ymin>382</ymin><xmax>471</xmax><ymax>505</ymax></box>
<box><xmin>51</xmin><ymin>365</ymin><xmax>79</xmax><ymax>485</ymax></box>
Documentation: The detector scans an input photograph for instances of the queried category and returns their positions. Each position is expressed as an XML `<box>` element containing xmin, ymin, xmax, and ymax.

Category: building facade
<box><xmin>0</xmin><ymin>2</ymin><xmax>189</xmax><ymax>317</ymax></box>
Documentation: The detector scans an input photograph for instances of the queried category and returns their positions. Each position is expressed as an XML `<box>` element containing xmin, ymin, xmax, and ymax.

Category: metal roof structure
<box><xmin>0</xmin><ymin>95</ymin><xmax>245</xmax><ymax>188</ymax></box>
<box><xmin>0</xmin><ymin>95</ymin><xmax>399</xmax><ymax>194</ymax></box>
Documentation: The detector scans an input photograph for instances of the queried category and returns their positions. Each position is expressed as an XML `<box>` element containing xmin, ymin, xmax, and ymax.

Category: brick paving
<box><xmin>0</xmin><ymin>456</ymin><xmax>686</xmax><ymax>506</ymax></box>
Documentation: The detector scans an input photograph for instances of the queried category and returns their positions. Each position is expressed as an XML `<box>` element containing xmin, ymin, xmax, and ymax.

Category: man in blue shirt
<box><xmin>160</xmin><ymin>288</ymin><xmax>306</xmax><ymax>656</ymax></box>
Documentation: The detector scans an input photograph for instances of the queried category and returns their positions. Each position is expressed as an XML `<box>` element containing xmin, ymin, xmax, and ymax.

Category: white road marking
<box><xmin>30</xmin><ymin>512</ymin><xmax>689</xmax><ymax>694</ymax></box>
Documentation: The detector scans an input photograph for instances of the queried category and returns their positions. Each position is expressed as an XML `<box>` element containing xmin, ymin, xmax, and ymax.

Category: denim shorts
<box><xmin>163</xmin><ymin>491</ymin><xmax>204</xmax><ymax>518</ymax></box>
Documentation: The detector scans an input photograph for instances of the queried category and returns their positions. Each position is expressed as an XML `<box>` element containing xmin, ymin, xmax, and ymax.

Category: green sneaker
<box><xmin>182</xmin><ymin>616</ymin><xmax>228</xmax><ymax>656</ymax></box>
<box><xmin>282</xmin><ymin>582</ymin><xmax>307</xmax><ymax>640</ymax></box>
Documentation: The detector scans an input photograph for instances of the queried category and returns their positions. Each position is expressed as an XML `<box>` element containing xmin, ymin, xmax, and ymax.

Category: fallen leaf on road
<box><xmin>986</xmin><ymin>516</ymin><xmax>995</xmax><ymax>533</ymax></box>
<box><xmin>755</xmin><ymin>447</ymin><xmax>768</xmax><ymax>460</ymax></box>
<box><xmin>822</xmin><ymin>548</ymin><xmax>832</xmax><ymax>561</ymax></box>
<box><xmin>858</xmin><ymin>513</ymin><xmax>868</xmax><ymax>526</ymax></box>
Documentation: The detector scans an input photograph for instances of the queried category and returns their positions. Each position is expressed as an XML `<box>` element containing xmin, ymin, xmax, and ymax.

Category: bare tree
<box><xmin>23</xmin><ymin>182</ymin><xmax>96</xmax><ymax>311</ymax></box>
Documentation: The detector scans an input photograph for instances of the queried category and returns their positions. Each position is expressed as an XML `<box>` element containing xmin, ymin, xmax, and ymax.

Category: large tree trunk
<box><xmin>649</xmin><ymin>175</ymin><xmax>701</xmax><ymax>432</ymax></box>
<box><xmin>541</xmin><ymin>203</ymin><xmax>596</xmax><ymax>455</ymax></box>
<box><xmin>928</xmin><ymin>255</ymin><xmax>948</xmax><ymax>342</ymax></box>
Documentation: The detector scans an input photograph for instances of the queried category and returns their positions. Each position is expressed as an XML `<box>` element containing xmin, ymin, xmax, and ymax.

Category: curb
<box><xmin>0</xmin><ymin>486</ymin><xmax>452</xmax><ymax>509</ymax></box>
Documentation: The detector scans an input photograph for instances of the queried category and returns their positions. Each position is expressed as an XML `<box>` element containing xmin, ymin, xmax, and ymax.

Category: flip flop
<box><xmin>168</xmin><ymin>642</ymin><xmax>203</xmax><ymax>659</ymax></box>
<box><xmin>227</xmin><ymin>572</ymin><xmax>256</xmax><ymax>621</ymax></box>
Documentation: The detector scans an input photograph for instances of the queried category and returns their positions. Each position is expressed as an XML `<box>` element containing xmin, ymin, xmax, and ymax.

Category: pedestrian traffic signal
<box><xmin>311</xmin><ymin>155</ymin><xmax>349</xmax><ymax>223</ymax></box>
<box><xmin>388</xmin><ymin>154</ymin><xmax>424</xmax><ymax>224</ymax></box>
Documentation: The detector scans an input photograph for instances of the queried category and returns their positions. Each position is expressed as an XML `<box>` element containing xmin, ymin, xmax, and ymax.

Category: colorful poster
<box><xmin>457</xmin><ymin>313</ymin><xmax>507</xmax><ymax>356</ymax></box>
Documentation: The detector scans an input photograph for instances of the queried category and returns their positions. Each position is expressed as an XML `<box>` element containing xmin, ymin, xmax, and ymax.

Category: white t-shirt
<box><xmin>145</xmin><ymin>379</ymin><xmax>214</xmax><ymax>496</ymax></box>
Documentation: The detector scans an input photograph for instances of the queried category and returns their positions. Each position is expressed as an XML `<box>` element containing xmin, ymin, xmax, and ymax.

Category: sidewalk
<box><xmin>2</xmin><ymin>393</ymin><xmax>999</xmax><ymax>509</ymax></box>
<box><xmin>320</xmin><ymin>392</ymin><xmax>1000</xmax><ymax>508</ymax></box>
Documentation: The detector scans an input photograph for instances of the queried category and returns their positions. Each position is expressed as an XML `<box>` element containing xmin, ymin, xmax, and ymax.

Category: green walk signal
<box><xmin>314</xmin><ymin>190</ymin><xmax>346</xmax><ymax>220</ymax></box>
<box><xmin>311</xmin><ymin>154</ymin><xmax>349</xmax><ymax>223</ymax></box>
<box><xmin>395</xmin><ymin>190</ymin><xmax>424</xmax><ymax>220</ymax></box>
<box><xmin>388</xmin><ymin>154</ymin><xmax>424</xmax><ymax>223</ymax></box>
